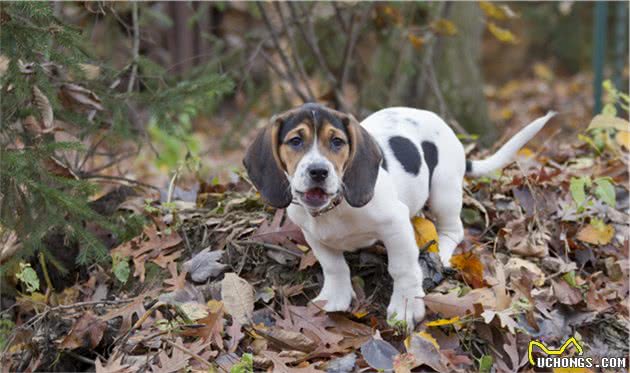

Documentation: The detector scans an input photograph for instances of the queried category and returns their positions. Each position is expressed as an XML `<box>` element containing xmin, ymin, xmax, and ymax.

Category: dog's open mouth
<box><xmin>301</xmin><ymin>187</ymin><xmax>329</xmax><ymax>207</ymax></box>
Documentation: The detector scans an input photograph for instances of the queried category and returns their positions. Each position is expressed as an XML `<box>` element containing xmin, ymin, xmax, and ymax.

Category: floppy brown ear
<box><xmin>243</xmin><ymin>117</ymin><xmax>292</xmax><ymax>208</ymax></box>
<box><xmin>341</xmin><ymin>114</ymin><xmax>382</xmax><ymax>207</ymax></box>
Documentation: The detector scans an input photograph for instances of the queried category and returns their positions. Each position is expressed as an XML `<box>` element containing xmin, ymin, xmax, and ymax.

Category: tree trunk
<box><xmin>423</xmin><ymin>2</ymin><xmax>496</xmax><ymax>145</ymax></box>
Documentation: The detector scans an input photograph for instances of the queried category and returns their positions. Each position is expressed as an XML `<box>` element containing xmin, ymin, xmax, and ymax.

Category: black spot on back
<box><xmin>389</xmin><ymin>136</ymin><xmax>421</xmax><ymax>175</ymax></box>
<box><xmin>465</xmin><ymin>160</ymin><xmax>472</xmax><ymax>173</ymax></box>
<box><xmin>421</xmin><ymin>141</ymin><xmax>438</xmax><ymax>185</ymax></box>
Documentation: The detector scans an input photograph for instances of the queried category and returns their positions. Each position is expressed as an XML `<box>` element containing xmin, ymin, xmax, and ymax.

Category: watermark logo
<box><xmin>528</xmin><ymin>337</ymin><xmax>583</xmax><ymax>366</ymax></box>
<box><xmin>528</xmin><ymin>337</ymin><xmax>627</xmax><ymax>369</ymax></box>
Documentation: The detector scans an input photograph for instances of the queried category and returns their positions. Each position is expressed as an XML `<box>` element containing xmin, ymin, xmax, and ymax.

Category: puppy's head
<box><xmin>243</xmin><ymin>103</ymin><xmax>382</xmax><ymax>212</ymax></box>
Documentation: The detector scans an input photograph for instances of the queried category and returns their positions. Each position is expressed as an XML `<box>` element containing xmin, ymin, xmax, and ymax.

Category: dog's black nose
<box><xmin>308</xmin><ymin>165</ymin><xmax>328</xmax><ymax>182</ymax></box>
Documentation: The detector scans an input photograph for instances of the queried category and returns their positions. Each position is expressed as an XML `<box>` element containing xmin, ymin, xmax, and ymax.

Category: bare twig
<box><xmin>80</xmin><ymin>174</ymin><xmax>159</xmax><ymax>191</ymax></box>
<box><xmin>339</xmin><ymin>5</ymin><xmax>372</xmax><ymax>92</ymax></box>
<box><xmin>127</xmin><ymin>2</ymin><xmax>140</xmax><ymax>93</ymax></box>
<box><xmin>163</xmin><ymin>339</ymin><xmax>213</xmax><ymax>369</ymax></box>
<box><xmin>256</xmin><ymin>2</ymin><xmax>309</xmax><ymax>102</ymax></box>
<box><xmin>274</xmin><ymin>3</ymin><xmax>316</xmax><ymax>101</ymax></box>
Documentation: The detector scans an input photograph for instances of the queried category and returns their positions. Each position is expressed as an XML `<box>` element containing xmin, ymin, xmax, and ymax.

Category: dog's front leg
<box><xmin>381</xmin><ymin>211</ymin><xmax>426</xmax><ymax>329</ymax></box>
<box><xmin>304</xmin><ymin>232</ymin><xmax>354</xmax><ymax>312</ymax></box>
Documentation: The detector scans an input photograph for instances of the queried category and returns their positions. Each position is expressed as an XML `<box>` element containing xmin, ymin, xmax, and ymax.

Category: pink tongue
<box><xmin>304</xmin><ymin>188</ymin><xmax>327</xmax><ymax>205</ymax></box>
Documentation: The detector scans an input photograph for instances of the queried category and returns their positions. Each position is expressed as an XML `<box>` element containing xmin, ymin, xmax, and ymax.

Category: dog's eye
<box><xmin>331</xmin><ymin>137</ymin><xmax>346</xmax><ymax>148</ymax></box>
<box><xmin>287</xmin><ymin>136</ymin><xmax>303</xmax><ymax>148</ymax></box>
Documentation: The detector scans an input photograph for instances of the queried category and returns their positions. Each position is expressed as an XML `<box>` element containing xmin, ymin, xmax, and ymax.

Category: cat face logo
<box><xmin>528</xmin><ymin>337</ymin><xmax>584</xmax><ymax>366</ymax></box>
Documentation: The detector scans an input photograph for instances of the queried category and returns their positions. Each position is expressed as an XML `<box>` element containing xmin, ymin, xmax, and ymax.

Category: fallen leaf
<box><xmin>101</xmin><ymin>296</ymin><xmax>149</xmax><ymax>334</ymax></box>
<box><xmin>552</xmin><ymin>279</ymin><xmax>582</xmax><ymax>305</ymax></box>
<box><xmin>221</xmin><ymin>272</ymin><xmax>254</xmax><ymax>324</ymax></box>
<box><xmin>615</xmin><ymin>130</ymin><xmax>630</xmax><ymax>150</ymax></box>
<box><xmin>262</xmin><ymin>350</ymin><xmax>320</xmax><ymax>373</ymax></box>
<box><xmin>425</xmin><ymin>316</ymin><xmax>461</xmax><ymax>327</ymax></box>
<box><xmin>298</xmin><ymin>250</ymin><xmax>318</xmax><ymax>270</ymax></box>
<box><xmin>275</xmin><ymin>304</ymin><xmax>344</xmax><ymax>354</ymax></box>
<box><xmin>424</xmin><ymin>288</ymin><xmax>496</xmax><ymax>318</ymax></box>
<box><xmin>412</xmin><ymin>216</ymin><xmax>439</xmax><ymax>253</ymax></box>
<box><xmin>151</xmin><ymin>337</ymin><xmax>207</xmax><ymax>373</ymax></box>
<box><xmin>503</xmin><ymin>217</ymin><xmax>549</xmax><ymax>257</ymax></box>
<box><xmin>587</xmin><ymin>114</ymin><xmax>630</xmax><ymax>132</ymax></box>
<box><xmin>361</xmin><ymin>336</ymin><xmax>399</xmax><ymax>371</ymax></box>
<box><xmin>480</xmin><ymin>309</ymin><xmax>519</xmax><ymax>334</ymax></box>
<box><xmin>182</xmin><ymin>248</ymin><xmax>226</xmax><ymax>282</ymax></box>
<box><xmin>450</xmin><ymin>252</ymin><xmax>484</xmax><ymax>288</ymax></box>
<box><xmin>326</xmin><ymin>353</ymin><xmax>357</xmax><ymax>373</ymax></box>
<box><xmin>404</xmin><ymin>332</ymin><xmax>448</xmax><ymax>372</ymax></box>
<box><xmin>95</xmin><ymin>356</ymin><xmax>134</xmax><ymax>373</ymax></box>
<box><xmin>257</xmin><ymin>327</ymin><xmax>318</xmax><ymax>352</ymax></box>
<box><xmin>59</xmin><ymin>83</ymin><xmax>104</xmax><ymax>112</ymax></box>
<box><xmin>181</xmin><ymin>300</ymin><xmax>224</xmax><ymax>346</ymax></box>
<box><xmin>251</xmin><ymin>209</ymin><xmax>306</xmax><ymax>249</ymax></box>
<box><xmin>163</xmin><ymin>262</ymin><xmax>187</xmax><ymax>292</ymax></box>
<box><xmin>576</xmin><ymin>220</ymin><xmax>614</xmax><ymax>245</ymax></box>
<box><xmin>487</xmin><ymin>22</ymin><xmax>518</xmax><ymax>44</ymax></box>
<box><xmin>505</xmin><ymin>257</ymin><xmax>545</xmax><ymax>287</ymax></box>
<box><xmin>59</xmin><ymin>311</ymin><xmax>106</xmax><ymax>350</ymax></box>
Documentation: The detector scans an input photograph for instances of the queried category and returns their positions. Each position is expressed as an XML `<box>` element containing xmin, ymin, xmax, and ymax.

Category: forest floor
<box><xmin>3</xmin><ymin>69</ymin><xmax>629</xmax><ymax>372</ymax></box>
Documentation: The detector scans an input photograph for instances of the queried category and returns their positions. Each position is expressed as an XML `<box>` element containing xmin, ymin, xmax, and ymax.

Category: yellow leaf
<box><xmin>425</xmin><ymin>316</ymin><xmax>461</xmax><ymax>327</ymax></box>
<box><xmin>616</xmin><ymin>130</ymin><xmax>630</xmax><ymax>149</ymax></box>
<box><xmin>431</xmin><ymin>18</ymin><xmax>458</xmax><ymax>36</ymax></box>
<box><xmin>404</xmin><ymin>331</ymin><xmax>440</xmax><ymax>351</ymax></box>
<box><xmin>587</xmin><ymin>114</ymin><xmax>630</xmax><ymax>132</ymax></box>
<box><xmin>408</xmin><ymin>33</ymin><xmax>425</xmax><ymax>50</ymax></box>
<box><xmin>533</xmin><ymin>62</ymin><xmax>554</xmax><ymax>81</ymax></box>
<box><xmin>412</xmin><ymin>216</ymin><xmax>439</xmax><ymax>253</ymax></box>
<box><xmin>479</xmin><ymin>1</ymin><xmax>506</xmax><ymax>20</ymax></box>
<box><xmin>487</xmin><ymin>22</ymin><xmax>518</xmax><ymax>44</ymax></box>
<box><xmin>517</xmin><ymin>147</ymin><xmax>534</xmax><ymax>158</ymax></box>
<box><xmin>352</xmin><ymin>310</ymin><xmax>369</xmax><ymax>319</ymax></box>
<box><xmin>576</xmin><ymin>221</ymin><xmax>614</xmax><ymax>245</ymax></box>
<box><xmin>500</xmin><ymin>108</ymin><xmax>514</xmax><ymax>120</ymax></box>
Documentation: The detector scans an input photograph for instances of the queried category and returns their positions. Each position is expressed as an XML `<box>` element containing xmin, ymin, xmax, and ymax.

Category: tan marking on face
<box><xmin>318</xmin><ymin>121</ymin><xmax>350</xmax><ymax>175</ymax></box>
<box><xmin>278</xmin><ymin>122</ymin><xmax>314</xmax><ymax>175</ymax></box>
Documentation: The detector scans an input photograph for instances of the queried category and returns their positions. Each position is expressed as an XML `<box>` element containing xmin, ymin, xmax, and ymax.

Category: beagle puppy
<box><xmin>243</xmin><ymin>103</ymin><xmax>554</xmax><ymax>327</ymax></box>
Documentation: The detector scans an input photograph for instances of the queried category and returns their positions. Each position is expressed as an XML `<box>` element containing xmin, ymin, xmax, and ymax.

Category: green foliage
<box><xmin>570</xmin><ymin>176</ymin><xmax>616</xmax><ymax>209</ymax></box>
<box><xmin>112</xmin><ymin>255</ymin><xmax>130</xmax><ymax>284</ymax></box>
<box><xmin>15</xmin><ymin>262</ymin><xmax>40</xmax><ymax>293</ymax></box>
<box><xmin>230</xmin><ymin>353</ymin><xmax>253</xmax><ymax>373</ymax></box>
<box><xmin>0</xmin><ymin>3</ymin><xmax>233</xmax><ymax>270</ymax></box>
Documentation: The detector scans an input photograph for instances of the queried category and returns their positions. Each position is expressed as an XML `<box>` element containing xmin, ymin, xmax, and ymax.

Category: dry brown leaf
<box><xmin>101</xmin><ymin>296</ymin><xmax>148</xmax><ymax>333</ymax></box>
<box><xmin>251</xmin><ymin>209</ymin><xmax>306</xmax><ymax>249</ymax></box>
<box><xmin>163</xmin><ymin>262</ymin><xmax>187</xmax><ymax>292</ymax></box>
<box><xmin>298</xmin><ymin>250</ymin><xmax>318</xmax><ymax>270</ymax></box>
<box><xmin>257</xmin><ymin>327</ymin><xmax>318</xmax><ymax>352</ymax></box>
<box><xmin>221</xmin><ymin>272</ymin><xmax>254</xmax><ymax>325</ymax></box>
<box><xmin>95</xmin><ymin>356</ymin><xmax>134</xmax><ymax>373</ymax></box>
<box><xmin>111</xmin><ymin>223</ymin><xmax>182</xmax><ymax>282</ymax></box>
<box><xmin>59</xmin><ymin>311</ymin><xmax>106</xmax><ymax>350</ymax></box>
<box><xmin>424</xmin><ymin>288</ymin><xmax>495</xmax><ymax>318</ymax></box>
<box><xmin>404</xmin><ymin>332</ymin><xmax>448</xmax><ymax>372</ymax></box>
<box><xmin>503</xmin><ymin>217</ymin><xmax>549</xmax><ymax>257</ymax></box>
<box><xmin>32</xmin><ymin>85</ymin><xmax>53</xmax><ymax>129</ymax></box>
<box><xmin>181</xmin><ymin>300</ymin><xmax>224</xmax><ymax>346</ymax></box>
<box><xmin>150</xmin><ymin>337</ymin><xmax>204</xmax><ymax>373</ymax></box>
<box><xmin>262</xmin><ymin>351</ymin><xmax>321</xmax><ymax>373</ymax></box>
<box><xmin>552</xmin><ymin>279</ymin><xmax>582</xmax><ymax>305</ymax></box>
<box><xmin>275</xmin><ymin>304</ymin><xmax>344</xmax><ymax>354</ymax></box>
<box><xmin>59</xmin><ymin>83</ymin><xmax>104</xmax><ymax>111</ymax></box>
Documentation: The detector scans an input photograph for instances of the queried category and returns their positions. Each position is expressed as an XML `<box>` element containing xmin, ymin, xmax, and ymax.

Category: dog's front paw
<box><xmin>312</xmin><ymin>287</ymin><xmax>353</xmax><ymax>312</ymax></box>
<box><xmin>387</xmin><ymin>289</ymin><xmax>426</xmax><ymax>330</ymax></box>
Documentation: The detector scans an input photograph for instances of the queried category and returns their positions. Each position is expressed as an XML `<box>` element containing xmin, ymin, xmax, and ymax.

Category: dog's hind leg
<box><xmin>428</xmin><ymin>179</ymin><xmax>465</xmax><ymax>267</ymax></box>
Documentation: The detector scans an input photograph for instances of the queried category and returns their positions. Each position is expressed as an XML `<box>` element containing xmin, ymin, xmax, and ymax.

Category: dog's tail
<box><xmin>465</xmin><ymin>111</ymin><xmax>556</xmax><ymax>177</ymax></box>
